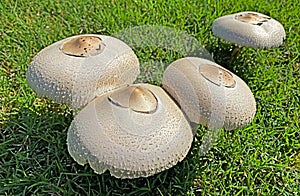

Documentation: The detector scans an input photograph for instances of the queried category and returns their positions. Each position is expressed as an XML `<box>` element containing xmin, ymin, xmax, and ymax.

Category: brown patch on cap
<box><xmin>61</xmin><ymin>36</ymin><xmax>105</xmax><ymax>57</ymax></box>
<box><xmin>108</xmin><ymin>86</ymin><xmax>158</xmax><ymax>113</ymax></box>
<box><xmin>236</xmin><ymin>13</ymin><xmax>271</xmax><ymax>26</ymax></box>
<box><xmin>199</xmin><ymin>64</ymin><xmax>236</xmax><ymax>88</ymax></box>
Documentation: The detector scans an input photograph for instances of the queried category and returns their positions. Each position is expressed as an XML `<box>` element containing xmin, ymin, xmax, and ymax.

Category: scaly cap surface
<box><xmin>162</xmin><ymin>57</ymin><xmax>256</xmax><ymax>130</ymax></box>
<box><xmin>67</xmin><ymin>83</ymin><xmax>193</xmax><ymax>178</ymax></box>
<box><xmin>26</xmin><ymin>34</ymin><xmax>140</xmax><ymax>108</ymax></box>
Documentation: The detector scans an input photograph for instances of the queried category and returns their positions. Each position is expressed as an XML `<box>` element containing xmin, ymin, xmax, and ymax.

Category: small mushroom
<box><xmin>26</xmin><ymin>34</ymin><xmax>140</xmax><ymax>108</ymax></box>
<box><xmin>67</xmin><ymin>83</ymin><xmax>193</xmax><ymax>179</ymax></box>
<box><xmin>212</xmin><ymin>11</ymin><xmax>286</xmax><ymax>63</ymax></box>
<box><xmin>162</xmin><ymin>57</ymin><xmax>256</xmax><ymax>130</ymax></box>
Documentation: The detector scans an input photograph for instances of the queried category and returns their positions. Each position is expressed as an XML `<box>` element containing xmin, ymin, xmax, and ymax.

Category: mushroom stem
<box><xmin>198</xmin><ymin>128</ymin><xmax>222</xmax><ymax>156</ymax></box>
<box><xmin>228</xmin><ymin>46</ymin><xmax>242</xmax><ymax>65</ymax></box>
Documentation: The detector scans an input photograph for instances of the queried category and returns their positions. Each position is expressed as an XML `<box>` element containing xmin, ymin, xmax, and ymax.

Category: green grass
<box><xmin>1</xmin><ymin>0</ymin><xmax>299</xmax><ymax>195</ymax></box>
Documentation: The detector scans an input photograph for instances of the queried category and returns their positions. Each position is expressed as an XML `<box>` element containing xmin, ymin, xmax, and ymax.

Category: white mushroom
<box><xmin>162</xmin><ymin>57</ymin><xmax>256</xmax><ymax>130</ymax></box>
<box><xmin>212</xmin><ymin>11</ymin><xmax>286</xmax><ymax>49</ymax></box>
<box><xmin>67</xmin><ymin>83</ymin><xmax>193</xmax><ymax>179</ymax></box>
<box><xmin>26</xmin><ymin>34</ymin><xmax>140</xmax><ymax>108</ymax></box>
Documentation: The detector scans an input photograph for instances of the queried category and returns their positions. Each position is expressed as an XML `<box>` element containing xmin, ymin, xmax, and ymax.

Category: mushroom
<box><xmin>162</xmin><ymin>57</ymin><xmax>256</xmax><ymax>131</ymax></box>
<box><xmin>212</xmin><ymin>11</ymin><xmax>286</xmax><ymax>63</ymax></box>
<box><xmin>67</xmin><ymin>83</ymin><xmax>193</xmax><ymax>179</ymax></box>
<box><xmin>26</xmin><ymin>34</ymin><xmax>140</xmax><ymax>108</ymax></box>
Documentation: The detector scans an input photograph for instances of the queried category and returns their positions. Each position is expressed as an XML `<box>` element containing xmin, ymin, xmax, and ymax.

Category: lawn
<box><xmin>0</xmin><ymin>0</ymin><xmax>299</xmax><ymax>195</ymax></box>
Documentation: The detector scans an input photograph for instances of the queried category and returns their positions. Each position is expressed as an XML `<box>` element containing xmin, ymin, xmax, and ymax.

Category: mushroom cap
<box><xmin>162</xmin><ymin>57</ymin><xmax>256</xmax><ymax>130</ymax></box>
<box><xmin>67</xmin><ymin>83</ymin><xmax>193</xmax><ymax>179</ymax></box>
<box><xmin>212</xmin><ymin>11</ymin><xmax>286</xmax><ymax>49</ymax></box>
<box><xmin>26</xmin><ymin>34</ymin><xmax>140</xmax><ymax>108</ymax></box>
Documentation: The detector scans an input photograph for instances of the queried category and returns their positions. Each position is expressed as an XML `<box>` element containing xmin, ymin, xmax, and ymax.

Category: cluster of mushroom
<box><xmin>26</xmin><ymin>11</ymin><xmax>285</xmax><ymax>179</ymax></box>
